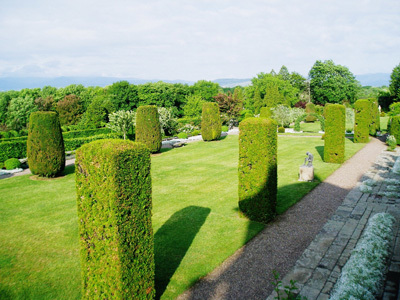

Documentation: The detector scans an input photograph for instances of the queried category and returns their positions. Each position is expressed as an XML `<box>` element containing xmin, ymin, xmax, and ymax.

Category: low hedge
<box><xmin>0</xmin><ymin>136</ymin><xmax>28</xmax><ymax>143</ymax></box>
<box><xmin>64</xmin><ymin>133</ymin><xmax>120</xmax><ymax>151</ymax></box>
<box><xmin>76</xmin><ymin>139</ymin><xmax>154</xmax><ymax>299</ymax></box>
<box><xmin>62</xmin><ymin>128</ymin><xmax>111</xmax><ymax>139</ymax></box>
<box><xmin>0</xmin><ymin>140</ymin><xmax>27</xmax><ymax>162</ymax></box>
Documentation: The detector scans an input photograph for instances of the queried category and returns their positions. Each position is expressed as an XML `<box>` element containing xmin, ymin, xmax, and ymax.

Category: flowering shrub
<box><xmin>330</xmin><ymin>213</ymin><xmax>395</xmax><ymax>300</ymax></box>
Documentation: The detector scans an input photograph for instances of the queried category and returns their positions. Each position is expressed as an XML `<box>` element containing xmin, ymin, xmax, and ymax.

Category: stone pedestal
<box><xmin>299</xmin><ymin>166</ymin><xmax>314</xmax><ymax>181</ymax></box>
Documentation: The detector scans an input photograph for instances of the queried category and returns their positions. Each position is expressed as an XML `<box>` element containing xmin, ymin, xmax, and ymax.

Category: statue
<box><xmin>299</xmin><ymin>151</ymin><xmax>314</xmax><ymax>181</ymax></box>
<box><xmin>303</xmin><ymin>152</ymin><xmax>314</xmax><ymax>167</ymax></box>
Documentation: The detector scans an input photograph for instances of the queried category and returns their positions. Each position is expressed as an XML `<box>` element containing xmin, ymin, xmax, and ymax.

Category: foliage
<box><xmin>221</xmin><ymin>125</ymin><xmax>229</xmax><ymax>132</ymax></box>
<box><xmin>76</xmin><ymin>139</ymin><xmax>154</xmax><ymax>299</ymax></box>
<box><xmin>177</xmin><ymin>132</ymin><xmax>188</xmax><ymax>139</ymax></box>
<box><xmin>81</xmin><ymin>95</ymin><xmax>115</xmax><ymax>128</ymax></box>
<box><xmin>4</xmin><ymin>158</ymin><xmax>21</xmax><ymax>170</ymax></box>
<box><xmin>271</xmin><ymin>105</ymin><xmax>291</xmax><ymax>127</ymax></box>
<box><xmin>183</xmin><ymin>94</ymin><xmax>205</xmax><ymax>118</ymax></box>
<box><xmin>389</xmin><ymin>63</ymin><xmax>400</xmax><ymax>102</ymax></box>
<box><xmin>358</xmin><ymin>85</ymin><xmax>388</xmax><ymax>100</ymax></box>
<box><xmin>324</xmin><ymin>104</ymin><xmax>345</xmax><ymax>163</ymax></box>
<box><xmin>64</xmin><ymin>133</ymin><xmax>121</xmax><ymax>151</ymax></box>
<box><xmin>354</xmin><ymin>100</ymin><xmax>371</xmax><ymax>143</ymax></box>
<box><xmin>330</xmin><ymin>213</ymin><xmax>394</xmax><ymax>300</ymax></box>
<box><xmin>368</xmin><ymin>99</ymin><xmax>380</xmax><ymax>136</ymax></box>
<box><xmin>260</xmin><ymin>107</ymin><xmax>272</xmax><ymax>118</ymax></box>
<box><xmin>158</xmin><ymin>107</ymin><xmax>178</xmax><ymax>136</ymax></box>
<box><xmin>390</xmin><ymin>116</ymin><xmax>400</xmax><ymax>145</ymax></box>
<box><xmin>35</xmin><ymin>96</ymin><xmax>56</xmax><ymax>111</ymax></box>
<box><xmin>201</xmin><ymin>102</ymin><xmax>221</xmax><ymax>141</ymax></box>
<box><xmin>309</xmin><ymin>60</ymin><xmax>360</xmax><ymax>105</ymax></box>
<box><xmin>6</xmin><ymin>95</ymin><xmax>38</xmax><ymax>130</ymax></box>
<box><xmin>56</xmin><ymin>95</ymin><xmax>83</xmax><ymax>126</ymax></box>
<box><xmin>0</xmin><ymin>140</ymin><xmax>27</xmax><ymax>162</ymax></box>
<box><xmin>239</xmin><ymin>118</ymin><xmax>277</xmax><ymax>223</ymax></box>
<box><xmin>305</xmin><ymin>115</ymin><xmax>316</xmax><ymax>122</ymax></box>
<box><xmin>345</xmin><ymin>107</ymin><xmax>355</xmax><ymax>131</ymax></box>
<box><xmin>253</xmin><ymin>87</ymin><xmax>263</xmax><ymax>114</ymax></box>
<box><xmin>389</xmin><ymin>101</ymin><xmax>400</xmax><ymax>116</ymax></box>
<box><xmin>386</xmin><ymin>135</ymin><xmax>397</xmax><ymax>151</ymax></box>
<box><xmin>191</xmin><ymin>80</ymin><xmax>220</xmax><ymax>102</ymax></box>
<box><xmin>278</xmin><ymin>126</ymin><xmax>285</xmax><ymax>133</ymax></box>
<box><xmin>136</xmin><ymin>105</ymin><xmax>162</xmax><ymax>153</ymax></box>
<box><xmin>106</xmin><ymin>110</ymin><xmax>135</xmax><ymax>140</ymax></box>
<box><xmin>271</xmin><ymin>270</ymin><xmax>306</xmax><ymax>300</ymax></box>
<box><xmin>106</xmin><ymin>81</ymin><xmax>139</xmax><ymax>111</ymax></box>
<box><xmin>27</xmin><ymin>111</ymin><xmax>65</xmax><ymax>177</ymax></box>
<box><xmin>213</xmin><ymin>92</ymin><xmax>243</xmax><ymax>120</ymax></box>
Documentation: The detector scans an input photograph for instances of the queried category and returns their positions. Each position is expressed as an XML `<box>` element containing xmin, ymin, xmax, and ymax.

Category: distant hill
<box><xmin>355</xmin><ymin>73</ymin><xmax>390</xmax><ymax>87</ymax></box>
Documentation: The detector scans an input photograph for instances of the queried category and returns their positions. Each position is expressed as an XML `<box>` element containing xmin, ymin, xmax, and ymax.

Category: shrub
<box><xmin>369</xmin><ymin>99</ymin><xmax>380</xmax><ymax>136</ymax></box>
<box><xmin>4</xmin><ymin>158</ymin><xmax>21</xmax><ymax>170</ymax></box>
<box><xmin>75</xmin><ymin>139</ymin><xmax>154</xmax><ymax>299</ymax></box>
<box><xmin>201</xmin><ymin>102</ymin><xmax>221</xmax><ymax>141</ymax></box>
<box><xmin>278</xmin><ymin>126</ymin><xmax>285</xmax><ymax>133</ymax></box>
<box><xmin>305</xmin><ymin>114</ymin><xmax>317</xmax><ymax>122</ymax></box>
<box><xmin>305</xmin><ymin>102</ymin><xmax>316</xmax><ymax>114</ymax></box>
<box><xmin>324</xmin><ymin>104</ymin><xmax>345</xmax><ymax>163</ymax></box>
<box><xmin>106</xmin><ymin>110</ymin><xmax>136</xmax><ymax>140</ymax></box>
<box><xmin>27</xmin><ymin>111</ymin><xmax>65</xmax><ymax>177</ymax></box>
<box><xmin>390</xmin><ymin>116</ymin><xmax>400</xmax><ymax>145</ymax></box>
<box><xmin>221</xmin><ymin>125</ymin><xmax>229</xmax><ymax>132</ymax></box>
<box><xmin>259</xmin><ymin>107</ymin><xmax>272</xmax><ymax>118</ymax></box>
<box><xmin>386</xmin><ymin>135</ymin><xmax>397</xmax><ymax>151</ymax></box>
<box><xmin>0</xmin><ymin>140</ymin><xmax>27</xmax><ymax>162</ymax></box>
<box><xmin>354</xmin><ymin>99</ymin><xmax>371</xmax><ymax>143</ymax></box>
<box><xmin>271</xmin><ymin>105</ymin><xmax>291</xmax><ymax>127</ymax></box>
<box><xmin>136</xmin><ymin>105</ymin><xmax>162</xmax><ymax>153</ymax></box>
<box><xmin>238</xmin><ymin>117</ymin><xmax>277</xmax><ymax>223</ymax></box>
<box><xmin>56</xmin><ymin>94</ymin><xmax>83</xmax><ymax>126</ymax></box>
<box><xmin>389</xmin><ymin>101</ymin><xmax>400</xmax><ymax>116</ymax></box>
<box><xmin>177</xmin><ymin>132</ymin><xmax>188</xmax><ymax>139</ymax></box>
<box><xmin>191</xmin><ymin>129</ymin><xmax>201</xmax><ymax>136</ymax></box>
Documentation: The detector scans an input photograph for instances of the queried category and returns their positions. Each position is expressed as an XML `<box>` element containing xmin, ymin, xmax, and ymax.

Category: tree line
<box><xmin>0</xmin><ymin>60</ymin><xmax>399</xmax><ymax>134</ymax></box>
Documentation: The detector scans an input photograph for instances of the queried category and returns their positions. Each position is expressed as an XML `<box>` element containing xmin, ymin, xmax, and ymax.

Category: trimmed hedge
<box><xmin>64</xmin><ymin>133</ymin><xmax>120</xmax><ymax>151</ymax></box>
<box><xmin>390</xmin><ymin>116</ymin><xmax>400</xmax><ymax>145</ymax></box>
<box><xmin>27</xmin><ymin>111</ymin><xmax>65</xmax><ymax>177</ymax></box>
<box><xmin>136</xmin><ymin>105</ymin><xmax>162</xmax><ymax>153</ymax></box>
<box><xmin>238</xmin><ymin>117</ymin><xmax>277</xmax><ymax>223</ymax></box>
<box><xmin>369</xmin><ymin>99</ymin><xmax>380</xmax><ymax>136</ymax></box>
<box><xmin>62</xmin><ymin>127</ymin><xmax>111</xmax><ymax>139</ymax></box>
<box><xmin>324</xmin><ymin>104</ymin><xmax>345</xmax><ymax>163</ymax></box>
<box><xmin>0</xmin><ymin>136</ymin><xmax>27</xmax><ymax>143</ymax></box>
<box><xmin>76</xmin><ymin>139</ymin><xmax>154</xmax><ymax>299</ymax></box>
<box><xmin>259</xmin><ymin>107</ymin><xmax>272</xmax><ymax>118</ymax></box>
<box><xmin>0</xmin><ymin>140</ymin><xmax>27</xmax><ymax>162</ymax></box>
<box><xmin>354</xmin><ymin>99</ymin><xmax>371</xmax><ymax>143</ymax></box>
<box><xmin>5</xmin><ymin>158</ymin><xmax>21</xmax><ymax>170</ymax></box>
<box><xmin>201</xmin><ymin>102</ymin><xmax>221</xmax><ymax>141</ymax></box>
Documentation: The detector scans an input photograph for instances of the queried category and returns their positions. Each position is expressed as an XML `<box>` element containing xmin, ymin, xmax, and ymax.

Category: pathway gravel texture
<box><xmin>177</xmin><ymin>137</ymin><xmax>387</xmax><ymax>300</ymax></box>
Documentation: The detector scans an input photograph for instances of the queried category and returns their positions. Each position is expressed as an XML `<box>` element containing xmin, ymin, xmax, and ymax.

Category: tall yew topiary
<box><xmin>354</xmin><ymin>99</ymin><xmax>371</xmax><ymax>143</ymax></box>
<box><xmin>390</xmin><ymin>116</ymin><xmax>400</xmax><ymax>145</ymax></box>
<box><xmin>136</xmin><ymin>105</ymin><xmax>162</xmax><ymax>153</ymax></box>
<box><xmin>27</xmin><ymin>111</ymin><xmax>65</xmax><ymax>177</ymax></box>
<box><xmin>201</xmin><ymin>102</ymin><xmax>221</xmax><ymax>141</ymax></box>
<box><xmin>238</xmin><ymin>117</ymin><xmax>277</xmax><ymax>223</ymax></box>
<box><xmin>76</xmin><ymin>139</ymin><xmax>154</xmax><ymax>299</ymax></box>
<box><xmin>368</xmin><ymin>99</ymin><xmax>380</xmax><ymax>136</ymax></box>
<box><xmin>324</xmin><ymin>104</ymin><xmax>345</xmax><ymax>163</ymax></box>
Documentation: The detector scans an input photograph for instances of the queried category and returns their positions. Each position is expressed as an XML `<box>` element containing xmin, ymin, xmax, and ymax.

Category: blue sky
<box><xmin>0</xmin><ymin>0</ymin><xmax>399</xmax><ymax>81</ymax></box>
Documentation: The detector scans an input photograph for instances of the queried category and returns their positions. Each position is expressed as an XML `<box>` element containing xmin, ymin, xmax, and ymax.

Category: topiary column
<box><xmin>201</xmin><ymin>102</ymin><xmax>221</xmax><ymax>141</ymax></box>
<box><xmin>368</xmin><ymin>98</ymin><xmax>380</xmax><ymax>136</ymax></box>
<box><xmin>27</xmin><ymin>111</ymin><xmax>65</xmax><ymax>177</ymax></box>
<box><xmin>136</xmin><ymin>105</ymin><xmax>162</xmax><ymax>153</ymax></box>
<box><xmin>238</xmin><ymin>117</ymin><xmax>277</xmax><ymax>223</ymax></box>
<box><xmin>324</xmin><ymin>104</ymin><xmax>345</xmax><ymax>163</ymax></box>
<box><xmin>76</xmin><ymin>139</ymin><xmax>154</xmax><ymax>300</ymax></box>
<box><xmin>390</xmin><ymin>116</ymin><xmax>400</xmax><ymax>145</ymax></box>
<box><xmin>354</xmin><ymin>99</ymin><xmax>371</xmax><ymax>143</ymax></box>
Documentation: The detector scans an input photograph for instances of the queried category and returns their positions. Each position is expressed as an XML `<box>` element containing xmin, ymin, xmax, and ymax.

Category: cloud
<box><xmin>0</xmin><ymin>0</ymin><xmax>399</xmax><ymax>80</ymax></box>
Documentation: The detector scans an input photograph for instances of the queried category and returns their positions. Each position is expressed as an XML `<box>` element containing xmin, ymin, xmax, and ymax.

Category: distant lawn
<box><xmin>0</xmin><ymin>135</ymin><xmax>366</xmax><ymax>299</ymax></box>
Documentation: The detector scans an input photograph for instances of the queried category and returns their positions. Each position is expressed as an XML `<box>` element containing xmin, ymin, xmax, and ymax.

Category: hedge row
<box><xmin>76</xmin><ymin>139</ymin><xmax>154</xmax><ymax>299</ymax></box>
<box><xmin>238</xmin><ymin>117</ymin><xmax>277</xmax><ymax>223</ymax></box>
<box><xmin>62</xmin><ymin>128</ymin><xmax>111</xmax><ymax>139</ymax></box>
<box><xmin>354</xmin><ymin>99</ymin><xmax>371</xmax><ymax>143</ymax></box>
<box><xmin>0</xmin><ymin>133</ymin><xmax>120</xmax><ymax>162</ymax></box>
<box><xmin>324</xmin><ymin>104</ymin><xmax>345</xmax><ymax>163</ymax></box>
<box><xmin>27</xmin><ymin>111</ymin><xmax>65</xmax><ymax>177</ymax></box>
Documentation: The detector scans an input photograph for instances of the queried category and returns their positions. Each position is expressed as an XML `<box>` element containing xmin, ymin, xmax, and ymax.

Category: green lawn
<box><xmin>0</xmin><ymin>135</ymin><xmax>366</xmax><ymax>299</ymax></box>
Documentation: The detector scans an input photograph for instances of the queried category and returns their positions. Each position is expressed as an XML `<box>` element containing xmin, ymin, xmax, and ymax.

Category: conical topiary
<box><xmin>27</xmin><ymin>111</ymin><xmax>65</xmax><ymax>177</ymax></box>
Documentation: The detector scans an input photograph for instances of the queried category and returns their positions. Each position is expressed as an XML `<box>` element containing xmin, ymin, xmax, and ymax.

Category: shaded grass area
<box><xmin>0</xmin><ymin>135</ymin><xmax>366</xmax><ymax>299</ymax></box>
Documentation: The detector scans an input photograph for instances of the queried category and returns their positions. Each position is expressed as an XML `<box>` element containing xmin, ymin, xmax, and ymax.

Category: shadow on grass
<box><xmin>155</xmin><ymin>205</ymin><xmax>211</xmax><ymax>299</ymax></box>
<box><xmin>315</xmin><ymin>145</ymin><xmax>324</xmax><ymax>160</ymax></box>
<box><xmin>62</xmin><ymin>164</ymin><xmax>75</xmax><ymax>176</ymax></box>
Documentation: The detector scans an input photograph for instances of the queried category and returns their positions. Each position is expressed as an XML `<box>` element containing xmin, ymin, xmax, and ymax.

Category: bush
<box><xmin>177</xmin><ymin>132</ymin><xmax>188</xmax><ymax>139</ymax></box>
<box><xmin>238</xmin><ymin>117</ymin><xmax>277</xmax><ymax>223</ymax></box>
<box><xmin>305</xmin><ymin>102</ymin><xmax>316</xmax><ymax>114</ymax></box>
<box><xmin>354</xmin><ymin>99</ymin><xmax>371</xmax><ymax>143</ymax></box>
<box><xmin>201</xmin><ymin>102</ymin><xmax>221</xmax><ymax>141</ymax></box>
<box><xmin>305</xmin><ymin>114</ymin><xmax>317</xmax><ymax>122</ymax></box>
<box><xmin>221</xmin><ymin>125</ymin><xmax>229</xmax><ymax>132</ymax></box>
<box><xmin>324</xmin><ymin>104</ymin><xmax>345</xmax><ymax>163</ymax></box>
<box><xmin>191</xmin><ymin>129</ymin><xmax>201</xmax><ymax>136</ymax></box>
<box><xmin>259</xmin><ymin>107</ymin><xmax>272</xmax><ymax>118</ymax></box>
<box><xmin>278</xmin><ymin>126</ymin><xmax>285</xmax><ymax>133</ymax></box>
<box><xmin>4</xmin><ymin>158</ymin><xmax>21</xmax><ymax>170</ymax></box>
<box><xmin>0</xmin><ymin>131</ymin><xmax>11</xmax><ymax>138</ymax></box>
<box><xmin>389</xmin><ymin>102</ymin><xmax>400</xmax><ymax>116</ymax></box>
<box><xmin>386</xmin><ymin>135</ymin><xmax>397</xmax><ymax>151</ymax></box>
<box><xmin>75</xmin><ymin>139</ymin><xmax>154</xmax><ymax>299</ymax></box>
<box><xmin>27</xmin><ymin>111</ymin><xmax>65</xmax><ymax>177</ymax></box>
<box><xmin>390</xmin><ymin>116</ymin><xmax>400</xmax><ymax>145</ymax></box>
<box><xmin>136</xmin><ymin>105</ymin><xmax>162</xmax><ymax>153</ymax></box>
<box><xmin>0</xmin><ymin>140</ymin><xmax>27</xmax><ymax>162</ymax></box>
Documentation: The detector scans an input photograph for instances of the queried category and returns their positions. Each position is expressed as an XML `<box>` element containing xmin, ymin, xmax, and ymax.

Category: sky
<box><xmin>0</xmin><ymin>0</ymin><xmax>399</xmax><ymax>81</ymax></box>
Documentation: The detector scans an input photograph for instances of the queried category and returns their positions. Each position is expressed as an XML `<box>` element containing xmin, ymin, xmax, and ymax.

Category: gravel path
<box><xmin>177</xmin><ymin>136</ymin><xmax>387</xmax><ymax>300</ymax></box>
